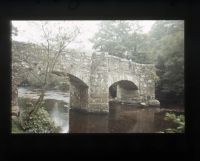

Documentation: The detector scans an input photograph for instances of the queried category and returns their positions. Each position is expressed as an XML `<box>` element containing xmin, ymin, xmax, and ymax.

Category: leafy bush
<box><xmin>163</xmin><ymin>112</ymin><xmax>185</xmax><ymax>133</ymax></box>
<box><xmin>20</xmin><ymin>107</ymin><xmax>61</xmax><ymax>133</ymax></box>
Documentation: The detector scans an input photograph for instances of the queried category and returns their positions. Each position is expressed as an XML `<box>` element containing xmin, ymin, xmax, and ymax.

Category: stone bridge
<box><xmin>52</xmin><ymin>51</ymin><xmax>159</xmax><ymax>113</ymax></box>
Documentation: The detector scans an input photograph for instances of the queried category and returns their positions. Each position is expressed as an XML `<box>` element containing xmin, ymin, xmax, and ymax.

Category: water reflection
<box><xmin>18</xmin><ymin>87</ymin><xmax>70</xmax><ymax>133</ymax></box>
<box><xmin>50</xmin><ymin>102</ymin><xmax>69</xmax><ymax>133</ymax></box>
<box><xmin>17</xmin><ymin>87</ymin><xmax>182</xmax><ymax>133</ymax></box>
<box><xmin>69</xmin><ymin>110</ymin><xmax>109</xmax><ymax>133</ymax></box>
<box><xmin>69</xmin><ymin>103</ymin><xmax>161</xmax><ymax>133</ymax></box>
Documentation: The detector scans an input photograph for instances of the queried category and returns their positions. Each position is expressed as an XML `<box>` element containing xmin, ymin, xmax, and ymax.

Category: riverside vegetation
<box><xmin>11</xmin><ymin>21</ymin><xmax>184</xmax><ymax>133</ymax></box>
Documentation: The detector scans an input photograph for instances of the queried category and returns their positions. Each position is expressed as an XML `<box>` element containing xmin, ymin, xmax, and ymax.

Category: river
<box><xmin>17</xmin><ymin>87</ymin><xmax>183</xmax><ymax>133</ymax></box>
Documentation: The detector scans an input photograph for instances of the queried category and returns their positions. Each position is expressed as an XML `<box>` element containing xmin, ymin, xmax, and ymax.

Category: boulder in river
<box><xmin>140</xmin><ymin>102</ymin><xmax>147</xmax><ymax>107</ymax></box>
<box><xmin>148</xmin><ymin>99</ymin><xmax>160</xmax><ymax>107</ymax></box>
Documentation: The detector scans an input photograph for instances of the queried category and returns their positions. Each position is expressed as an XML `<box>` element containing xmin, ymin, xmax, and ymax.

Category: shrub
<box><xmin>20</xmin><ymin>107</ymin><xmax>61</xmax><ymax>133</ymax></box>
<box><xmin>163</xmin><ymin>112</ymin><xmax>185</xmax><ymax>133</ymax></box>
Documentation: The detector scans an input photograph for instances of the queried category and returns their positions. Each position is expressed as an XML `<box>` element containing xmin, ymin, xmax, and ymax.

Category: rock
<box><xmin>148</xmin><ymin>99</ymin><xmax>160</xmax><ymax>107</ymax></box>
<box><xmin>64</xmin><ymin>104</ymin><xmax>68</xmax><ymax>108</ymax></box>
<box><xmin>140</xmin><ymin>102</ymin><xmax>147</xmax><ymax>107</ymax></box>
<box><xmin>12</xmin><ymin>105</ymin><xmax>20</xmax><ymax>117</ymax></box>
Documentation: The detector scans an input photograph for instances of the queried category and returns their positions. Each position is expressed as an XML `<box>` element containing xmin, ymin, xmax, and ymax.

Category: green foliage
<box><xmin>163</xmin><ymin>112</ymin><xmax>185</xmax><ymax>133</ymax></box>
<box><xmin>151</xmin><ymin>21</ymin><xmax>184</xmax><ymax>105</ymax></box>
<box><xmin>91</xmin><ymin>21</ymin><xmax>151</xmax><ymax>63</ymax></box>
<box><xmin>91</xmin><ymin>21</ymin><xmax>130</xmax><ymax>56</ymax></box>
<box><xmin>20</xmin><ymin>107</ymin><xmax>61</xmax><ymax>133</ymax></box>
<box><xmin>12</xmin><ymin>117</ymin><xmax>24</xmax><ymax>133</ymax></box>
<box><xmin>146</xmin><ymin>20</ymin><xmax>184</xmax><ymax>63</ymax></box>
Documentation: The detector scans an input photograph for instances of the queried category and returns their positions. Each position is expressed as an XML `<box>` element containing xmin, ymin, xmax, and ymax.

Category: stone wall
<box><xmin>88</xmin><ymin>52</ymin><xmax>109</xmax><ymax>113</ymax></box>
<box><xmin>107</xmin><ymin>55</ymin><xmax>157</xmax><ymax>102</ymax></box>
<box><xmin>45</xmin><ymin>51</ymin><xmax>158</xmax><ymax>113</ymax></box>
<box><xmin>13</xmin><ymin>44</ymin><xmax>158</xmax><ymax>114</ymax></box>
<box><xmin>56</xmin><ymin>51</ymin><xmax>91</xmax><ymax>85</ymax></box>
<box><xmin>134</xmin><ymin>64</ymin><xmax>157</xmax><ymax>101</ymax></box>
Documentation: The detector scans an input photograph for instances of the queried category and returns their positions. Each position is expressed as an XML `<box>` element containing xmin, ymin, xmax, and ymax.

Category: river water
<box><xmin>17</xmin><ymin>87</ymin><xmax>182</xmax><ymax>133</ymax></box>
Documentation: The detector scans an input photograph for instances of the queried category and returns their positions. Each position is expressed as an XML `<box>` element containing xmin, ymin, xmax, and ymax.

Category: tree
<box><xmin>147</xmin><ymin>20</ymin><xmax>184</xmax><ymax>63</ymax></box>
<box><xmin>91</xmin><ymin>21</ymin><xmax>131</xmax><ymax>57</ymax></box>
<box><xmin>91</xmin><ymin>20</ymin><xmax>151</xmax><ymax>63</ymax></box>
<box><xmin>29</xmin><ymin>21</ymin><xmax>80</xmax><ymax>116</ymax></box>
<box><xmin>12</xmin><ymin>21</ymin><xmax>80</xmax><ymax>117</ymax></box>
<box><xmin>150</xmin><ymin>20</ymin><xmax>184</xmax><ymax>106</ymax></box>
<box><xmin>128</xmin><ymin>22</ymin><xmax>149</xmax><ymax>62</ymax></box>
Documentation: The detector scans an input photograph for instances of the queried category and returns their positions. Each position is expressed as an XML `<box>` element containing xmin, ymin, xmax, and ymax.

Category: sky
<box><xmin>12</xmin><ymin>20</ymin><xmax>156</xmax><ymax>52</ymax></box>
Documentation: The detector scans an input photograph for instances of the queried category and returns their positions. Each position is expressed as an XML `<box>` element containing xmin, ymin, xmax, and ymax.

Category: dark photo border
<box><xmin>0</xmin><ymin>0</ymin><xmax>199</xmax><ymax>160</ymax></box>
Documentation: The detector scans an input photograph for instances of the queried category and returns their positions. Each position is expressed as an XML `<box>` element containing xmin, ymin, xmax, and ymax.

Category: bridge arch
<box><xmin>108</xmin><ymin>75</ymin><xmax>139</xmax><ymax>89</ymax></box>
<box><xmin>67</xmin><ymin>73</ymin><xmax>88</xmax><ymax>88</ymax></box>
<box><xmin>51</xmin><ymin>71</ymin><xmax>89</xmax><ymax>111</ymax></box>
<box><xmin>67</xmin><ymin>73</ymin><xmax>89</xmax><ymax>111</ymax></box>
<box><xmin>109</xmin><ymin>80</ymin><xmax>140</xmax><ymax>103</ymax></box>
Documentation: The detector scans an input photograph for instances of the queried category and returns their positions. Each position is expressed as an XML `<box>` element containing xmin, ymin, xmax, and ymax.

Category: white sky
<box><xmin>12</xmin><ymin>20</ymin><xmax>156</xmax><ymax>52</ymax></box>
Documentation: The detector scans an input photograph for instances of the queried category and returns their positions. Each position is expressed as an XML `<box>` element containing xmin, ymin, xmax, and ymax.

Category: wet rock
<box><xmin>140</xmin><ymin>102</ymin><xmax>147</xmax><ymax>107</ymax></box>
<box><xmin>64</xmin><ymin>104</ymin><xmax>68</xmax><ymax>108</ymax></box>
<box><xmin>148</xmin><ymin>99</ymin><xmax>160</xmax><ymax>107</ymax></box>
